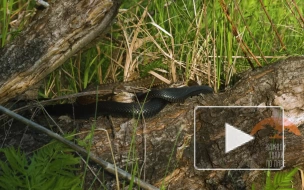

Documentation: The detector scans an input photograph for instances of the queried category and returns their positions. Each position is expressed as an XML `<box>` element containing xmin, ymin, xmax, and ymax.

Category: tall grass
<box><xmin>1</xmin><ymin>0</ymin><xmax>302</xmax><ymax>93</ymax></box>
<box><xmin>50</xmin><ymin>0</ymin><xmax>301</xmax><ymax>94</ymax></box>
<box><xmin>0</xmin><ymin>0</ymin><xmax>36</xmax><ymax>46</ymax></box>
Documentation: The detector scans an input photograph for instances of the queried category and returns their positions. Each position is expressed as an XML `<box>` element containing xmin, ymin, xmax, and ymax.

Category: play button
<box><xmin>225</xmin><ymin>123</ymin><xmax>254</xmax><ymax>153</ymax></box>
<box><xmin>194</xmin><ymin>106</ymin><xmax>284</xmax><ymax>170</ymax></box>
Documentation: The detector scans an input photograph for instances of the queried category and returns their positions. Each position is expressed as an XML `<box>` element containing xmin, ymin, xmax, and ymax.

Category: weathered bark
<box><xmin>74</xmin><ymin>57</ymin><xmax>303</xmax><ymax>189</ymax></box>
<box><xmin>0</xmin><ymin>0</ymin><xmax>121</xmax><ymax>104</ymax></box>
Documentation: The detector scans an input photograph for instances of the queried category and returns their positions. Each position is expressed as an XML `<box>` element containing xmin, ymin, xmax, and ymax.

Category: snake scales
<box><xmin>45</xmin><ymin>77</ymin><xmax>213</xmax><ymax>118</ymax></box>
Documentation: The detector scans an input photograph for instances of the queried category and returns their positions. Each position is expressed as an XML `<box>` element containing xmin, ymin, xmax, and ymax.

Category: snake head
<box><xmin>111</xmin><ymin>92</ymin><xmax>135</xmax><ymax>103</ymax></box>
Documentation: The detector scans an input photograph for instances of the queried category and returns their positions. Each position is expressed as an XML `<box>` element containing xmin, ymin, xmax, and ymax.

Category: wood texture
<box><xmin>0</xmin><ymin>0</ymin><xmax>121</xmax><ymax>104</ymax></box>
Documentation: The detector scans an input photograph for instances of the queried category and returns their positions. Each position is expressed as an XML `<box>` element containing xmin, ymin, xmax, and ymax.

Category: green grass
<box><xmin>2</xmin><ymin>0</ymin><xmax>302</xmax><ymax>94</ymax></box>
<box><xmin>41</xmin><ymin>0</ymin><xmax>302</xmax><ymax>95</ymax></box>
<box><xmin>0</xmin><ymin>0</ymin><xmax>36</xmax><ymax>46</ymax></box>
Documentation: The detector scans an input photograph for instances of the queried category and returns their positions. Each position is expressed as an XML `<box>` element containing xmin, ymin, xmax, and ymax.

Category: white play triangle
<box><xmin>225</xmin><ymin>123</ymin><xmax>254</xmax><ymax>153</ymax></box>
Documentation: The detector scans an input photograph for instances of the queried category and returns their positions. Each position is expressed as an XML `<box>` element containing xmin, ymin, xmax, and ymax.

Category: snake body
<box><xmin>45</xmin><ymin>85</ymin><xmax>213</xmax><ymax>118</ymax></box>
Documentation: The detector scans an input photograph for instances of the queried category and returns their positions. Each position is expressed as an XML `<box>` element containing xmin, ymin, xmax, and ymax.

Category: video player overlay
<box><xmin>194</xmin><ymin>106</ymin><xmax>284</xmax><ymax>170</ymax></box>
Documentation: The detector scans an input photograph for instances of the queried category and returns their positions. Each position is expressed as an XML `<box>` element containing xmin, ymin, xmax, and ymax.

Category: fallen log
<box><xmin>78</xmin><ymin>57</ymin><xmax>303</xmax><ymax>189</ymax></box>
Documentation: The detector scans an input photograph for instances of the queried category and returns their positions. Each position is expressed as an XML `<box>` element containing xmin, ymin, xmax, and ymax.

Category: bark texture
<box><xmin>0</xmin><ymin>0</ymin><xmax>121</xmax><ymax>104</ymax></box>
<box><xmin>76</xmin><ymin>57</ymin><xmax>303</xmax><ymax>189</ymax></box>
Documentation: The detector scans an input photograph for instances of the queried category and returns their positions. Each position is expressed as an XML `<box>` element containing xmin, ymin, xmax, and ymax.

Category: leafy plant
<box><xmin>0</xmin><ymin>141</ymin><xmax>82</xmax><ymax>190</ymax></box>
<box><xmin>252</xmin><ymin>168</ymin><xmax>299</xmax><ymax>190</ymax></box>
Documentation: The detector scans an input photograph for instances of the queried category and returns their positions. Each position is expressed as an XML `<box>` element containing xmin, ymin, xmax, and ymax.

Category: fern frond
<box><xmin>264</xmin><ymin>168</ymin><xmax>298</xmax><ymax>190</ymax></box>
<box><xmin>0</xmin><ymin>140</ymin><xmax>82</xmax><ymax>190</ymax></box>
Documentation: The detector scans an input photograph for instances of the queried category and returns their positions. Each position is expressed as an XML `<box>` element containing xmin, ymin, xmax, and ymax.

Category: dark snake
<box><xmin>45</xmin><ymin>85</ymin><xmax>213</xmax><ymax>118</ymax></box>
